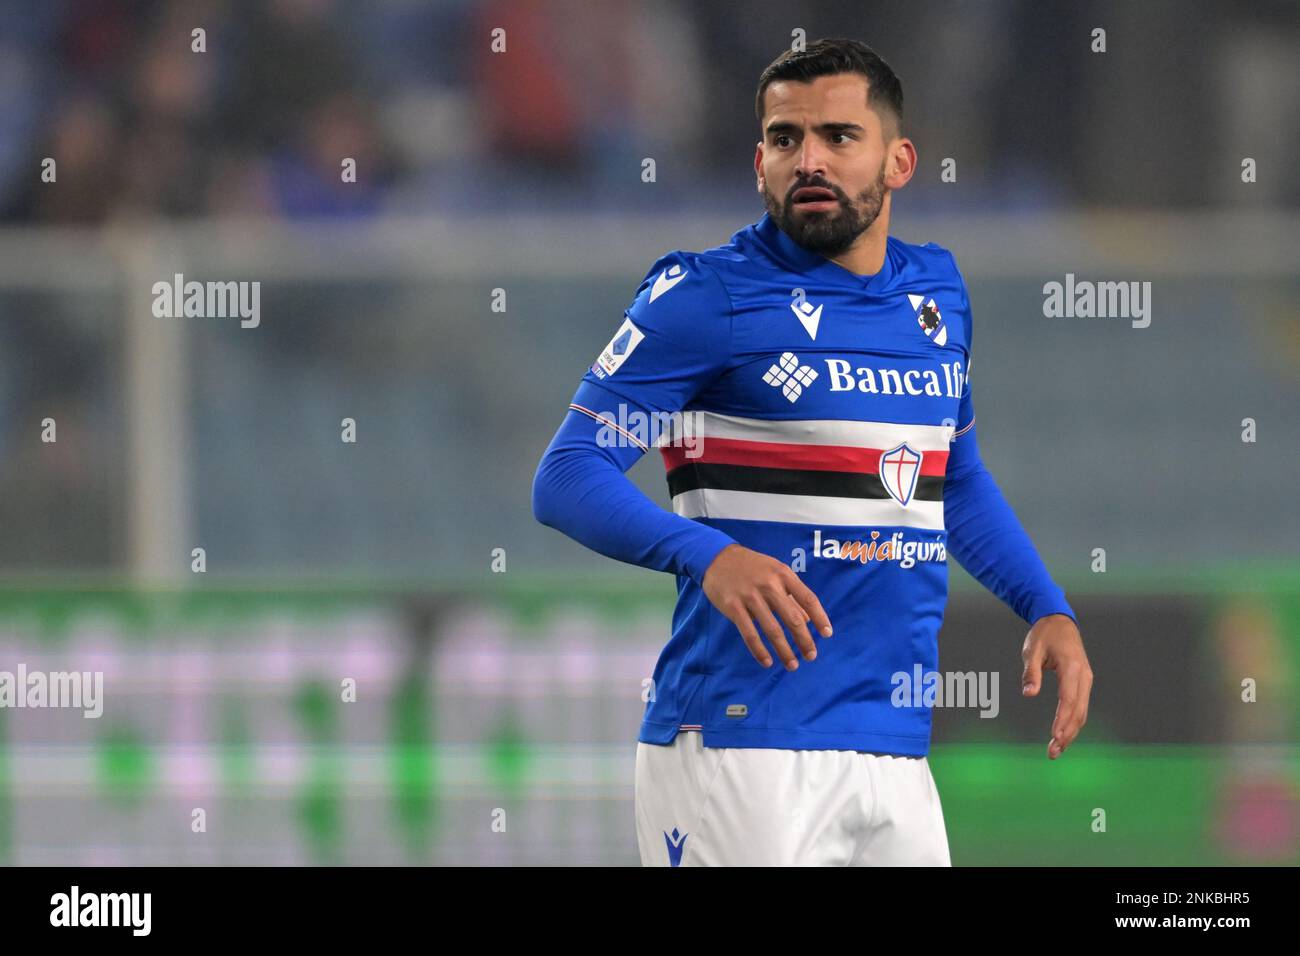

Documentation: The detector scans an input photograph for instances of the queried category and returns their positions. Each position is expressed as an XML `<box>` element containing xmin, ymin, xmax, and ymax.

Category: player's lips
<box><xmin>791</xmin><ymin>186</ymin><xmax>839</xmax><ymax>211</ymax></box>
<box><xmin>792</xmin><ymin>186</ymin><xmax>838</xmax><ymax>203</ymax></box>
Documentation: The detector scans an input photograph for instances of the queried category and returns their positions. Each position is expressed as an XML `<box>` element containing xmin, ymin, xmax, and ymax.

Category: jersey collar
<box><xmin>751</xmin><ymin>211</ymin><xmax>896</xmax><ymax>293</ymax></box>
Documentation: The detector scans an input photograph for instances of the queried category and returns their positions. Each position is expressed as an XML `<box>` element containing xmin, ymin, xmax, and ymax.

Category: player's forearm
<box><xmin>532</xmin><ymin>411</ymin><xmax>737</xmax><ymax>586</ymax></box>
<box><xmin>944</xmin><ymin>455</ymin><xmax>1076</xmax><ymax>627</ymax></box>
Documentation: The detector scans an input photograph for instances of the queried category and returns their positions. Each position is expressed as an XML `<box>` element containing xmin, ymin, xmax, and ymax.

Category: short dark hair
<box><xmin>754</xmin><ymin>38</ymin><xmax>904</xmax><ymax>136</ymax></box>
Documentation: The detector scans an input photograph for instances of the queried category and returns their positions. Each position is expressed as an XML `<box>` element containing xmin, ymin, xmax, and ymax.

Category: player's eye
<box><xmin>831</xmin><ymin>132</ymin><xmax>854</xmax><ymax>144</ymax></box>
<box><xmin>774</xmin><ymin>134</ymin><xmax>793</xmax><ymax>148</ymax></box>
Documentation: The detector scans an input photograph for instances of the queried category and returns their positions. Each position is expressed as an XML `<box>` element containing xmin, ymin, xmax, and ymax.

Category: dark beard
<box><xmin>762</xmin><ymin>162</ymin><xmax>888</xmax><ymax>259</ymax></box>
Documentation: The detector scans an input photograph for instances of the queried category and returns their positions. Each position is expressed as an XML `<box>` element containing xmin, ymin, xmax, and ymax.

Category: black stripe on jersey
<box><xmin>666</xmin><ymin>463</ymin><xmax>945</xmax><ymax>501</ymax></box>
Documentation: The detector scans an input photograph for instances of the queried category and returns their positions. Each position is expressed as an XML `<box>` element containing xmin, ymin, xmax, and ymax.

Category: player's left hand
<box><xmin>1020</xmin><ymin>614</ymin><xmax>1093</xmax><ymax>760</ymax></box>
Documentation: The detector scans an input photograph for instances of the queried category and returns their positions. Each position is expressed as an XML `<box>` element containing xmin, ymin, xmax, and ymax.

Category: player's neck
<box><xmin>827</xmin><ymin>215</ymin><xmax>890</xmax><ymax>278</ymax></box>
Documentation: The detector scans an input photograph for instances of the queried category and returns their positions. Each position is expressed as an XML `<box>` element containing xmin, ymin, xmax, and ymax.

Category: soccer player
<box><xmin>532</xmin><ymin>38</ymin><xmax>1093</xmax><ymax>866</ymax></box>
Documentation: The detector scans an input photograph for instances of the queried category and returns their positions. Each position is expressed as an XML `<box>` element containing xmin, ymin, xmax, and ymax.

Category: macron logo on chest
<box><xmin>785</xmin><ymin>291</ymin><xmax>826</xmax><ymax>343</ymax></box>
<box><xmin>791</xmin><ymin>296</ymin><xmax>824</xmax><ymax>339</ymax></box>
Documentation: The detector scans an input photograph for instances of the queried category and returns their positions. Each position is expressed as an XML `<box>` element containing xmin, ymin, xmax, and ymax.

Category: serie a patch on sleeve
<box><xmin>591</xmin><ymin>317</ymin><xmax>645</xmax><ymax>379</ymax></box>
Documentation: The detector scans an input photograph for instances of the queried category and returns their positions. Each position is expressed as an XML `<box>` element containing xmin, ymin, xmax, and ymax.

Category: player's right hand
<box><xmin>701</xmin><ymin>543</ymin><xmax>833</xmax><ymax>670</ymax></box>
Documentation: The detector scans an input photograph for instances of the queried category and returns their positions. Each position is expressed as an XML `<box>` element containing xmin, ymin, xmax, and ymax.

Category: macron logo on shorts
<box><xmin>664</xmin><ymin>827</ymin><xmax>688</xmax><ymax>867</ymax></box>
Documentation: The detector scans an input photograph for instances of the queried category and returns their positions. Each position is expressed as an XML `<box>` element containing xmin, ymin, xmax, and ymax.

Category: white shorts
<box><xmin>635</xmin><ymin>731</ymin><xmax>951</xmax><ymax>866</ymax></box>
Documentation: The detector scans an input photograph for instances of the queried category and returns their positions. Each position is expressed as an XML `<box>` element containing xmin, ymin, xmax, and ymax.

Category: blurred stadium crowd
<box><xmin>2</xmin><ymin>0</ymin><xmax>1298</xmax><ymax>227</ymax></box>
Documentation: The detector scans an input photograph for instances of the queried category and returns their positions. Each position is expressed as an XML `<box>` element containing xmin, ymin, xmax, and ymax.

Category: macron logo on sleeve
<box><xmin>649</xmin><ymin>264</ymin><xmax>688</xmax><ymax>302</ymax></box>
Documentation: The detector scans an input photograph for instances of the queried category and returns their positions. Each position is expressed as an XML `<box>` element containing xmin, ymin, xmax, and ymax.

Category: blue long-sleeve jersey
<box><xmin>532</xmin><ymin>212</ymin><xmax>1075</xmax><ymax>754</ymax></box>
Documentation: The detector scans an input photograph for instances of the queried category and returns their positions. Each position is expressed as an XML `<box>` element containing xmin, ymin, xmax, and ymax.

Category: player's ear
<box><xmin>885</xmin><ymin>137</ymin><xmax>917</xmax><ymax>190</ymax></box>
<box><xmin>753</xmin><ymin>143</ymin><xmax>765</xmax><ymax>191</ymax></box>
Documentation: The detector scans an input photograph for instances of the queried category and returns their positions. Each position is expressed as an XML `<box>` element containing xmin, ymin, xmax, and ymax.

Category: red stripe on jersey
<box><xmin>660</xmin><ymin>437</ymin><xmax>949</xmax><ymax>476</ymax></box>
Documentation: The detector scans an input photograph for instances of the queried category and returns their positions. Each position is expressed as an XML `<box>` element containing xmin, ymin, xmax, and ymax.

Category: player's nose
<box><xmin>794</xmin><ymin>140</ymin><xmax>829</xmax><ymax>179</ymax></box>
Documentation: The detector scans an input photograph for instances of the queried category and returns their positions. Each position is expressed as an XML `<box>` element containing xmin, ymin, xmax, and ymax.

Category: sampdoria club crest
<box><xmin>909</xmin><ymin>294</ymin><xmax>947</xmax><ymax>347</ymax></box>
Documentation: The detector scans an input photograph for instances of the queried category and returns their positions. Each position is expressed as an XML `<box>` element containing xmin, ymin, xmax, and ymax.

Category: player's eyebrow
<box><xmin>765</xmin><ymin>121</ymin><xmax>865</xmax><ymax>138</ymax></box>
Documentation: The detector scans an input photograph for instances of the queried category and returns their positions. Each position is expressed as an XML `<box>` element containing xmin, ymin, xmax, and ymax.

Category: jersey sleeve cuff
<box><xmin>679</xmin><ymin>529</ymin><xmax>738</xmax><ymax>588</ymax></box>
<box><xmin>1025</xmin><ymin>593</ymin><xmax>1078</xmax><ymax>629</ymax></box>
